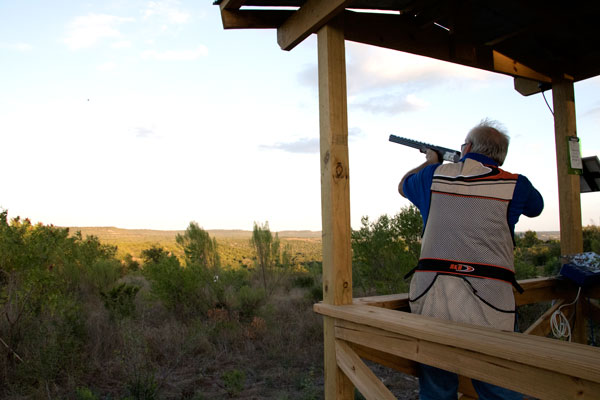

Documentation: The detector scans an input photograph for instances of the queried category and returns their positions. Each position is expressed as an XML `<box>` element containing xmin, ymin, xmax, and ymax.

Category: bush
<box><xmin>351</xmin><ymin>207</ymin><xmax>422</xmax><ymax>296</ymax></box>
<box><xmin>100</xmin><ymin>282</ymin><xmax>140</xmax><ymax>320</ymax></box>
<box><xmin>235</xmin><ymin>285</ymin><xmax>266</xmax><ymax>321</ymax></box>
<box><xmin>222</xmin><ymin>369</ymin><xmax>245</xmax><ymax>397</ymax></box>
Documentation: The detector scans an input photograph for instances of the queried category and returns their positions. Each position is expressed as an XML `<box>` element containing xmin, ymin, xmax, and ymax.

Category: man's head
<box><xmin>463</xmin><ymin>118</ymin><xmax>510</xmax><ymax>165</ymax></box>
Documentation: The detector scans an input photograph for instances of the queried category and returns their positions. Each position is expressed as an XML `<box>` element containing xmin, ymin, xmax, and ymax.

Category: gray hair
<box><xmin>465</xmin><ymin>118</ymin><xmax>510</xmax><ymax>165</ymax></box>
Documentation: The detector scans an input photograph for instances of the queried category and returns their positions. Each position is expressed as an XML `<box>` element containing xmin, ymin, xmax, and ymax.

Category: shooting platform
<box><xmin>214</xmin><ymin>1</ymin><xmax>600</xmax><ymax>398</ymax></box>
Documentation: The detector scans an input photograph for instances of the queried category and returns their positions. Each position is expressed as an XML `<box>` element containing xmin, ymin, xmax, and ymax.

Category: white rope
<box><xmin>550</xmin><ymin>287</ymin><xmax>581</xmax><ymax>342</ymax></box>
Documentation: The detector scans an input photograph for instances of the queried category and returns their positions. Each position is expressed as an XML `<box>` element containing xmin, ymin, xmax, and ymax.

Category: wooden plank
<box><xmin>523</xmin><ymin>299</ymin><xmax>566</xmax><ymax>336</ymax></box>
<box><xmin>315</xmin><ymin>303</ymin><xmax>600</xmax><ymax>384</ymax></box>
<box><xmin>353</xmin><ymin>293</ymin><xmax>409</xmax><ymax>310</ymax></box>
<box><xmin>325</xmin><ymin>316</ymin><xmax>354</xmax><ymax>400</ymax></box>
<box><xmin>220</xmin><ymin>9</ymin><xmax>293</xmax><ymax>29</ymax></box>
<box><xmin>350</xmin><ymin>342</ymin><xmax>417</xmax><ymax>376</ymax></box>
<box><xmin>492</xmin><ymin>50</ymin><xmax>552</xmax><ymax>83</ymax></box>
<box><xmin>318</xmin><ymin>18</ymin><xmax>353</xmax><ymax>400</ymax></box>
<box><xmin>514</xmin><ymin>277</ymin><xmax>573</xmax><ymax>305</ymax></box>
<box><xmin>552</xmin><ymin>77</ymin><xmax>583</xmax><ymax>255</ymax></box>
<box><xmin>457</xmin><ymin>375</ymin><xmax>478</xmax><ymax>399</ymax></box>
<box><xmin>219</xmin><ymin>0</ymin><xmax>246</xmax><ymax>10</ymax></box>
<box><xmin>277</xmin><ymin>0</ymin><xmax>351</xmax><ymax>51</ymax></box>
<box><xmin>335</xmin><ymin>340</ymin><xmax>396</xmax><ymax>400</ymax></box>
<box><xmin>335</xmin><ymin>319</ymin><xmax>600</xmax><ymax>400</ymax></box>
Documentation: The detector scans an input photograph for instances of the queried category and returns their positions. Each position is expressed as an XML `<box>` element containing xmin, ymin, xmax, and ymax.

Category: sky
<box><xmin>1</xmin><ymin>1</ymin><xmax>599</xmax><ymax>233</ymax></box>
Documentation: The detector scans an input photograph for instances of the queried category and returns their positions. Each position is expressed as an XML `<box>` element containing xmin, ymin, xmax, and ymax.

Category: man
<box><xmin>399</xmin><ymin>119</ymin><xmax>544</xmax><ymax>400</ymax></box>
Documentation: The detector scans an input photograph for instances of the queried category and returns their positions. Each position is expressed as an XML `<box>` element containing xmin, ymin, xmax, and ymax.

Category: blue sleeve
<box><xmin>402</xmin><ymin>163</ymin><xmax>439</xmax><ymax>226</ymax></box>
<box><xmin>508</xmin><ymin>175</ymin><xmax>544</xmax><ymax>229</ymax></box>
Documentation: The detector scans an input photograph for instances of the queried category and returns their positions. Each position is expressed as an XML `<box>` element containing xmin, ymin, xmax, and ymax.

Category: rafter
<box><xmin>218</xmin><ymin>0</ymin><xmax>246</xmax><ymax>10</ymax></box>
<box><xmin>220</xmin><ymin>9</ymin><xmax>292</xmax><ymax>29</ymax></box>
<box><xmin>277</xmin><ymin>0</ymin><xmax>351</xmax><ymax>51</ymax></box>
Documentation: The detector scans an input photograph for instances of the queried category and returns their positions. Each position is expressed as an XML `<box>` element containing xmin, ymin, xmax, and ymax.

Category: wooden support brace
<box><xmin>335</xmin><ymin>340</ymin><xmax>396</xmax><ymax>400</ymax></box>
<box><xmin>278</xmin><ymin>0</ymin><xmax>351</xmax><ymax>50</ymax></box>
<box><xmin>524</xmin><ymin>299</ymin><xmax>566</xmax><ymax>336</ymax></box>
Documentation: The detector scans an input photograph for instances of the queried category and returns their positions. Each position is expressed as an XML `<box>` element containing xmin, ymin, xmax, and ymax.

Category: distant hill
<box><xmin>515</xmin><ymin>231</ymin><xmax>560</xmax><ymax>241</ymax></box>
<box><xmin>66</xmin><ymin>227</ymin><xmax>322</xmax><ymax>241</ymax></box>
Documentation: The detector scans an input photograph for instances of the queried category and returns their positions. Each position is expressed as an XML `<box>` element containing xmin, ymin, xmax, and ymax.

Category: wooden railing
<box><xmin>314</xmin><ymin>277</ymin><xmax>600</xmax><ymax>400</ymax></box>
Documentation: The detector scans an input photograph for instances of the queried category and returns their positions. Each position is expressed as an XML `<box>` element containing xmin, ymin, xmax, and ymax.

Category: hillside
<box><xmin>66</xmin><ymin>226</ymin><xmax>323</xmax><ymax>267</ymax></box>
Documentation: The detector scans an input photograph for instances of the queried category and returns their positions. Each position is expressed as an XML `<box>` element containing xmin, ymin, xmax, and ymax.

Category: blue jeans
<box><xmin>419</xmin><ymin>364</ymin><xmax>522</xmax><ymax>400</ymax></box>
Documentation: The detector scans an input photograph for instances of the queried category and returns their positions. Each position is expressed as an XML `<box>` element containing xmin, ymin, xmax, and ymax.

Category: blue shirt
<box><xmin>403</xmin><ymin>153</ymin><xmax>544</xmax><ymax>237</ymax></box>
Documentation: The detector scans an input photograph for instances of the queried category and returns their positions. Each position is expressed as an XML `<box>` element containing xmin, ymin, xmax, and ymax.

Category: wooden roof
<box><xmin>215</xmin><ymin>0</ymin><xmax>600</xmax><ymax>93</ymax></box>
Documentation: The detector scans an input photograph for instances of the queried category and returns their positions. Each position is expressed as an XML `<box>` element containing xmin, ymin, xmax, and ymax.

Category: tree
<box><xmin>250</xmin><ymin>221</ymin><xmax>289</xmax><ymax>294</ymax></box>
<box><xmin>351</xmin><ymin>205</ymin><xmax>423</xmax><ymax>296</ymax></box>
<box><xmin>176</xmin><ymin>221</ymin><xmax>220</xmax><ymax>269</ymax></box>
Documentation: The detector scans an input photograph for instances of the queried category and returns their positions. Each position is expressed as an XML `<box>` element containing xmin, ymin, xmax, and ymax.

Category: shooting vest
<box><xmin>409</xmin><ymin>158</ymin><xmax>520</xmax><ymax>330</ymax></box>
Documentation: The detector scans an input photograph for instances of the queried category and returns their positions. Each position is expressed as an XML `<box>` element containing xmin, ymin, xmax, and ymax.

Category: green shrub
<box><xmin>235</xmin><ymin>285</ymin><xmax>266</xmax><ymax>321</ymax></box>
<box><xmin>75</xmin><ymin>386</ymin><xmax>99</xmax><ymax>400</ymax></box>
<box><xmin>100</xmin><ymin>282</ymin><xmax>140</xmax><ymax>320</ymax></box>
<box><xmin>126</xmin><ymin>370</ymin><xmax>159</xmax><ymax>400</ymax></box>
<box><xmin>222</xmin><ymin>369</ymin><xmax>245</xmax><ymax>397</ymax></box>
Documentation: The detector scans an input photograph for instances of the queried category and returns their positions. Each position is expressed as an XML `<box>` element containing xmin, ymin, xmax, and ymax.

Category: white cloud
<box><xmin>111</xmin><ymin>40</ymin><xmax>132</xmax><ymax>49</ymax></box>
<box><xmin>346</xmin><ymin>42</ymin><xmax>499</xmax><ymax>93</ymax></box>
<box><xmin>97</xmin><ymin>61</ymin><xmax>117</xmax><ymax>71</ymax></box>
<box><xmin>64</xmin><ymin>14</ymin><xmax>134</xmax><ymax>50</ymax></box>
<box><xmin>141</xmin><ymin>45</ymin><xmax>208</xmax><ymax>61</ymax></box>
<box><xmin>1</xmin><ymin>42</ymin><xmax>33</xmax><ymax>51</ymax></box>
<box><xmin>143</xmin><ymin>0</ymin><xmax>190</xmax><ymax>24</ymax></box>
<box><xmin>352</xmin><ymin>92</ymin><xmax>429</xmax><ymax>115</ymax></box>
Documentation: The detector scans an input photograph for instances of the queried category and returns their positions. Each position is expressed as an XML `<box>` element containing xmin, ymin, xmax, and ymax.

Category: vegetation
<box><xmin>1</xmin><ymin>207</ymin><xmax>589</xmax><ymax>399</ymax></box>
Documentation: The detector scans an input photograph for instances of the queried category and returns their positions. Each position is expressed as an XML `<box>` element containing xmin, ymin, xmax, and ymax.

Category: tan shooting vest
<box><xmin>409</xmin><ymin>158</ymin><xmax>519</xmax><ymax>330</ymax></box>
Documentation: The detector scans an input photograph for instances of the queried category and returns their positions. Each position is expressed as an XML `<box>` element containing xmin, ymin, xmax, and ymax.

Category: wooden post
<box><xmin>552</xmin><ymin>77</ymin><xmax>583</xmax><ymax>255</ymax></box>
<box><xmin>318</xmin><ymin>16</ymin><xmax>354</xmax><ymax>400</ymax></box>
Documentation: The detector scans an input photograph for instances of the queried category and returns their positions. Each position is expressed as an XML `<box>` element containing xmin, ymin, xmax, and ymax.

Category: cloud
<box><xmin>141</xmin><ymin>45</ymin><xmax>208</xmax><ymax>61</ymax></box>
<box><xmin>346</xmin><ymin>43</ymin><xmax>498</xmax><ymax>93</ymax></box>
<box><xmin>64</xmin><ymin>14</ymin><xmax>134</xmax><ymax>50</ymax></box>
<box><xmin>143</xmin><ymin>0</ymin><xmax>190</xmax><ymax>24</ymax></box>
<box><xmin>97</xmin><ymin>61</ymin><xmax>117</xmax><ymax>71</ymax></box>
<box><xmin>352</xmin><ymin>93</ymin><xmax>429</xmax><ymax>115</ymax></box>
<box><xmin>261</xmin><ymin>138</ymin><xmax>319</xmax><ymax>154</ymax></box>
<box><xmin>111</xmin><ymin>40</ymin><xmax>132</xmax><ymax>49</ymax></box>
<box><xmin>133</xmin><ymin>127</ymin><xmax>159</xmax><ymax>139</ymax></box>
<box><xmin>260</xmin><ymin>129</ymin><xmax>363</xmax><ymax>154</ymax></box>
<box><xmin>1</xmin><ymin>42</ymin><xmax>32</xmax><ymax>51</ymax></box>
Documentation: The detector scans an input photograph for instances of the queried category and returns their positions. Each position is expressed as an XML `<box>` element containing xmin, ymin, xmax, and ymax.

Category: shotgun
<box><xmin>389</xmin><ymin>134</ymin><xmax>461</xmax><ymax>163</ymax></box>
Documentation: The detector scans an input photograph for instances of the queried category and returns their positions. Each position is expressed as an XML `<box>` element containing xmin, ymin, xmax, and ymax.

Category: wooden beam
<box><xmin>315</xmin><ymin>304</ymin><xmax>600</xmax><ymax>384</ymax></box>
<box><xmin>277</xmin><ymin>0</ymin><xmax>351</xmax><ymax>51</ymax></box>
<box><xmin>342</xmin><ymin>11</ymin><xmax>551</xmax><ymax>82</ymax></box>
<box><xmin>335</xmin><ymin>340</ymin><xmax>396</xmax><ymax>400</ymax></box>
<box><xmin>331</xmin><ymin>316</ymin><xmax>600</xmax><ymax>400</ymax></box>
<box><xmin>318</xmin><ymin>17</ymin><xmax>353</xmax><ymax>400</ymax></box>
<box><xmin>552</xmin><ymin>77</ymin><xmax>583</xmax><ymax>255</ymax></box>
<box><xmin>350</xmin><ymin>342</ymin><xmax>417</xmax><ymax>376</ymax></box>
<box><xmin>220</xmin><ymin>9</ymin><xmax>293</xmax><ymax>29</ymax></box>
<box><xmin>353</xmin><ymin>293</ymin><xmax>409</xmax><ymax>310</ymax></box>
<box><xmin>492</xmin><ymin>50</ymin><xmax>552</xmax><ymax>83</ymax></box>
<box><xmin>352</xmin><ymin>277</ymin><xmax>582</xmax><ymax>309</ymax></box>
<box><xmin>514</xmin><ymin>277</ymin><xmax>577</xmax><ymax>306</ymax></box>
<box><xmin>219</xmin><ymin>0</ymin><xmax>246</xmax><ymax>10</ymax></box>
<box><xmin>523</xmin><ymin>299</ymin><xmax>566</xmax><ymax>336</ymax></box>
